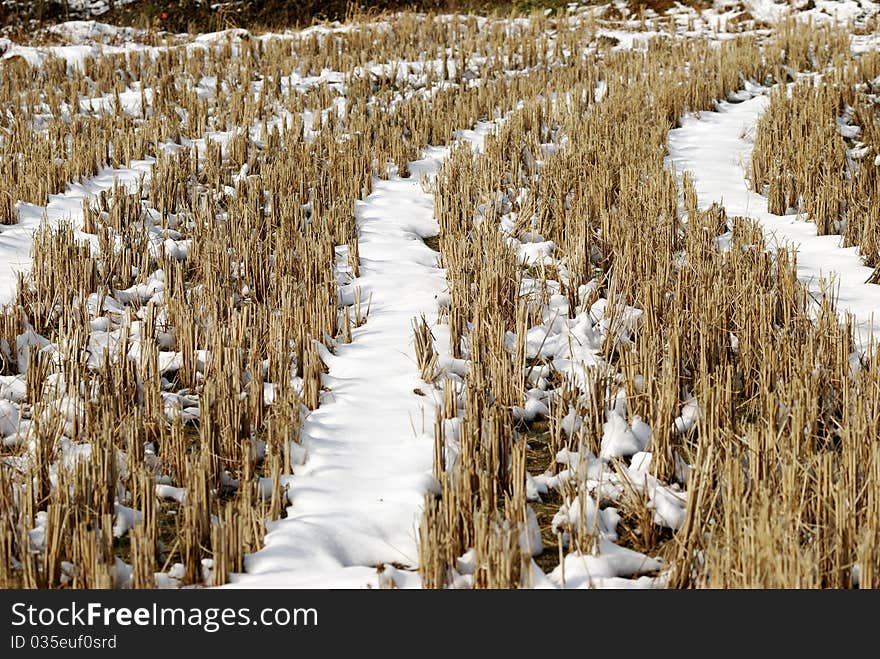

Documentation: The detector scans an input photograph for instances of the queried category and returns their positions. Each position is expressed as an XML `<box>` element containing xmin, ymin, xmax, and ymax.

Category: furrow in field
<box><xmin>228</xmin><ymin>124</ymin><xmax>498</xmax><ymax>588</ymax></box>
<box><xmin>667</xmin><ymin>92</ymin><xmax>880</xmax><ymax>348</ymax></box>
<box><xmin>229</xmin><ymin>150</ymin><xmax>448</xmax><ymax>589</ymax></box>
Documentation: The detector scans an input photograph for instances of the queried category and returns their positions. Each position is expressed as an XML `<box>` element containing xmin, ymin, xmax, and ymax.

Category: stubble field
<box><xmin>1</xmin><ymin>0</ymin><xmax>879</xmax><ymax>589</ymax></box>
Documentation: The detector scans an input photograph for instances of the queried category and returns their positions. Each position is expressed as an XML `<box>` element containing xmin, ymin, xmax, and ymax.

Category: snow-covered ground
<box><xmin>228</xmin><ymin>123</ymin><xmax>505</xmax><ymax>589</ymax></box>
<box><xmin>227</xmin><ymin>150</ymin><xmax>449</xmax><ymax>588</ymax></box>
<box><xmin>738</xmin><ymin>0</ymin><xmax>879</xmax><ymax>25</ymax></box>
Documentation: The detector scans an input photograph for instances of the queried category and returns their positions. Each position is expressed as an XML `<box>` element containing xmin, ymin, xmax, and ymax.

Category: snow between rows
<box><xmin>227</xmin><ymin>125</ymin><xmax>496</xmax><ymax>589</ymax></box>
<box><xmin>667</xmin><ymin>91</ymin><xmax>880</xmax><ymax>349</ymax></box>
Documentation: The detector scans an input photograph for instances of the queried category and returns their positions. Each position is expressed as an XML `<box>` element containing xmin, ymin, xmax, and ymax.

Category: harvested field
<box><xmin>0</xmin><ymin>0</ymin><xmax>879</xmax><ymax>589</ymax></box>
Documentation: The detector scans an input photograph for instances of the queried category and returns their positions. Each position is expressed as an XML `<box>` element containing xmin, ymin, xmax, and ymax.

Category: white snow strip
<box><xmin>667</xmin><ymin>92</ymin><xmax>880</xmax><ymax>348</ymax></box>
<box><xmin>227</xmin><ymin>124</ymin><xmax>497</xmax><ymax>589</ymax></box>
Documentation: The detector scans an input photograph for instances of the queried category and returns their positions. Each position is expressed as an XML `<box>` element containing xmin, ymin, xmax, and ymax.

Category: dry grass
<box><xmin>0</xmin><ymin>9</ymin><xmax>878</xmax><ymax>589</ymax></box>
<box><xmin>751</xmin><ymin>39</ymin><xmax>880</xmax><ymax>275</ymax></box>
<box><xmin>420</xmin><ymin>19</ymin><xmax>880</xmax><ymax>588</ymax></box>
<box><xmin>0</xmin><ymin>8</ymin><xmax>611</xmax><ymax>589</ymax></box>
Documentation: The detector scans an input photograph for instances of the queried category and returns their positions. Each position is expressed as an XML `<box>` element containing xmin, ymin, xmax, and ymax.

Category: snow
<box><xmin>627</xmin><ymin>452</ymin><xmax>688</xmax><ymax>530</ymax></box>
<box><xmin>548</xmin><ymin>539</ymin><xmax>663</xmax><ymax>588</ymax></box>
<box><xmin>551</xmin><ymin>495</ymin><xmax>620</xmax><ymax>540</ymax></box>
<box><xmin>668</xmin><ymin>91</ymin><xmax>880</xmax><ymax>349</ymax></box>
<box><xmin>742</xmin><ymin>0</ymin><xmax>879</xmax><ymax>25</ymax></box>
<box><xmin>600</xmin><ymin>410</ymin><xmax>650</xmax><ymax>459</ymax></box>
<box><xmin>44</xmin><ymin>20</ymin><xmax>147</xmax><ymax>44</ymax></box>
<box><xmin>0</xmin><ymin>400</ymin><xmax>20</xmax><ymax>436</ymax></box>
<box><xmin>65</xmin><ymin>0</ymin><xmax>140</xmax><ymax>17</ymax></box>
<box><xmin>227</xmin><ymin>126</ymin><xmax>495</xmax><ymax>589</ymax></box>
